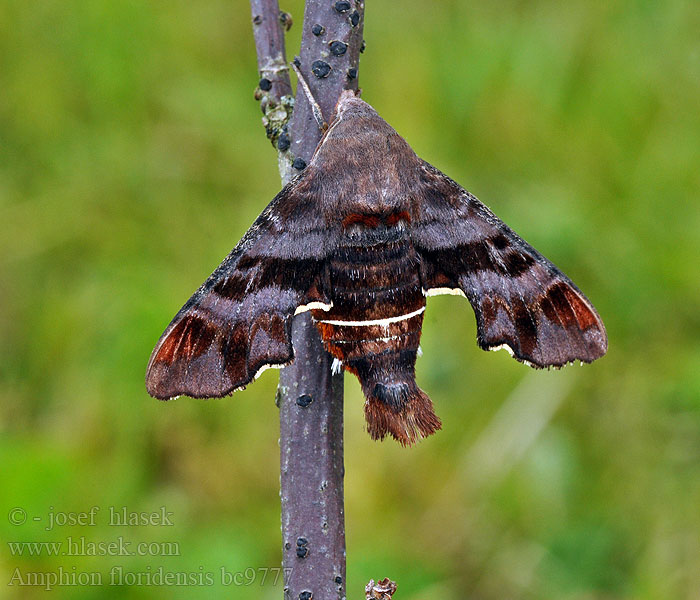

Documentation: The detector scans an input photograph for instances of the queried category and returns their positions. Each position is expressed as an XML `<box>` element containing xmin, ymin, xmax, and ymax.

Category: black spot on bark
<box><xmin>277</xmin><ymin>132</ymin><xmax>290</xmax><ymax>152</ymax></box>
<box><xmin>330</xmin><ymin>40</ymin><xmax>347</xmax><ymax>56</ymax></box>
<box><xmin>279</xmin><ymin>11</ymin><xmax>292</xmax><ymax>31</ymax></box>
<box><xmin>312</xmin><ymin>60</ymin><xmax>331</xmax><ymax>78</ymax></box>
<box><xmin>295</xmin><ymin>537</ymin><xmax>309</xmax><ymax>559</ymax></box>
<box><xmin>296</xmin><ymin>394</ymin><xmax>313</xmax><ymax>407</ymax></box>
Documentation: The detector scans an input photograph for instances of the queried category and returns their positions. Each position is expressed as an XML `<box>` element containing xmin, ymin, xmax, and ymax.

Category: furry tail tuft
<box><xmin>363</xmin><ymin>381</ymin><xmax>441</xmax><ymax>446</ymax></box>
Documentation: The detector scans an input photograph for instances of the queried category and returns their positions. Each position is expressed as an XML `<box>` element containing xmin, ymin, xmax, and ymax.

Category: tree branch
<box><xmin>250</xmin><ymin>0</ymin><xmax>293</xmax><ymax>102</ymax></box>
<box><xmin>251</xmin><ymin>0</ymin><xmax>295</xmax><ymax>178</ymax></box>
<box><xmin>250</xmin><ymin>1</ymin><xmax>365</xmax><ymax>599</ymax></box>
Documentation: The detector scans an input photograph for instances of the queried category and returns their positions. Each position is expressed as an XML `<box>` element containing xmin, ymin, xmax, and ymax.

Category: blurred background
<box><xmin>1</xmin><ymin>0</ymin><xmax>698</xmax><ymax>598</ymax></box>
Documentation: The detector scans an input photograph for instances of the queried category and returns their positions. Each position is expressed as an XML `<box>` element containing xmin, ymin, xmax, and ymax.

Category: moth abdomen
<box><xmin>308</xmin><ymin>236</ymin><xmax>440</xmax><ymax>445</ymax></box>
<box><xmin>316</xmin><ymin>321</ymin><xmax>422</xmax><ymax>363</ymax></box>
<box><xmin>314</xmin><ymin>239</ymin><xmax>425</xmax><ymax>346</ymax></box>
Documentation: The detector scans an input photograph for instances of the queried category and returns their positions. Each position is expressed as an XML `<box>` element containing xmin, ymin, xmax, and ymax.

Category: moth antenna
<box><xmin>291</xmin><ymin>60</ymin><xmax>327</xmax><ymax>132</ymax></box>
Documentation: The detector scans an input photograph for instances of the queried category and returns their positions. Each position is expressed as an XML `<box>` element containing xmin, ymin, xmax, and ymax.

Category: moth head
<box><xmin>334</xmin><ymin>88</ymin><xmax>363</xmax><ymax>117</ymax></box>
<box><xmin>324</xmin><ymin>90</ymin><xmax>393</xmax><ymax>141</ymax></box>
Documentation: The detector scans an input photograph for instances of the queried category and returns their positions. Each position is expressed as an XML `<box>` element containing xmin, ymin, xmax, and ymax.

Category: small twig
<box><xmin>366</xmin><ymin>578</ymin><xmax>398</xmax><ymax>599</ymax></box>
<box><xmin>250</xmin><ymin>0</ymin><xmax>293</xmax><ymax>102</ymax></box>
<box><xmin>291</xmin><ymin>60</ymin><xmax>327</xmax><ymax>132</ymax></box>
<box><xmin>251</xmin><ymin>0</ymin><xmax>294</xmax><ymax>156</ymax></box>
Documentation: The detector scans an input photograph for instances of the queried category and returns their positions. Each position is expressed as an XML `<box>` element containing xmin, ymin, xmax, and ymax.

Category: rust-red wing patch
<box><xmin>385</xmin><ymin>210</ymin><xmax>411</xmax><ymax>226</ymax></box>
<box><xmin>562</xmin><ymin>283</ymin><xmax>600</xmax><ymax>330</ymax></box>
<box><xmin>342</xmin><ymin>213</ymin><xmax>381</xmax><ymax>228</ymax></box>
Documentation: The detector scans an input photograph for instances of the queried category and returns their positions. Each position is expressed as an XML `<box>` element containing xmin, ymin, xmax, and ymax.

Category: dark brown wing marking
<box><xmin>412</xmin><ymin>161</ymin><xmax>607</xmax><ymax>368</ymax></box>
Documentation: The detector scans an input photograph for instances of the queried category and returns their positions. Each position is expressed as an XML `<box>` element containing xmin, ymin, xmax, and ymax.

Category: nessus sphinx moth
<box><xmin>146</xmin><ymin>90</ymin><xmax>607</xmax><ymax>446</ymax></box>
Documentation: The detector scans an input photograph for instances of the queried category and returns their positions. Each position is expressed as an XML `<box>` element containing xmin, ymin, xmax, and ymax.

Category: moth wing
<box><xmin>411</xmin><ymin>161</ymin><xmax>607</xmax><ymax>368</ymax></box>
<box><xmin>146</xmin><ymin>183</ymin><xmax>333</xmax><ymax>399</ymax></box>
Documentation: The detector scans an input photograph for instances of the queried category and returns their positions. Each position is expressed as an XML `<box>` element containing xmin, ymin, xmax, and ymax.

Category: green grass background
<box><xmin>1</xmin><ymin>1</ymin><xmax>699</xmax><ymax>598</ymax></box>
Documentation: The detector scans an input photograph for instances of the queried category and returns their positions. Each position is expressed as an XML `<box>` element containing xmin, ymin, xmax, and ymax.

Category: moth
<box><xmin>146</xmin><ymin>90</ymin><xmax>607</xmax><ymax>445</ymax></box>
